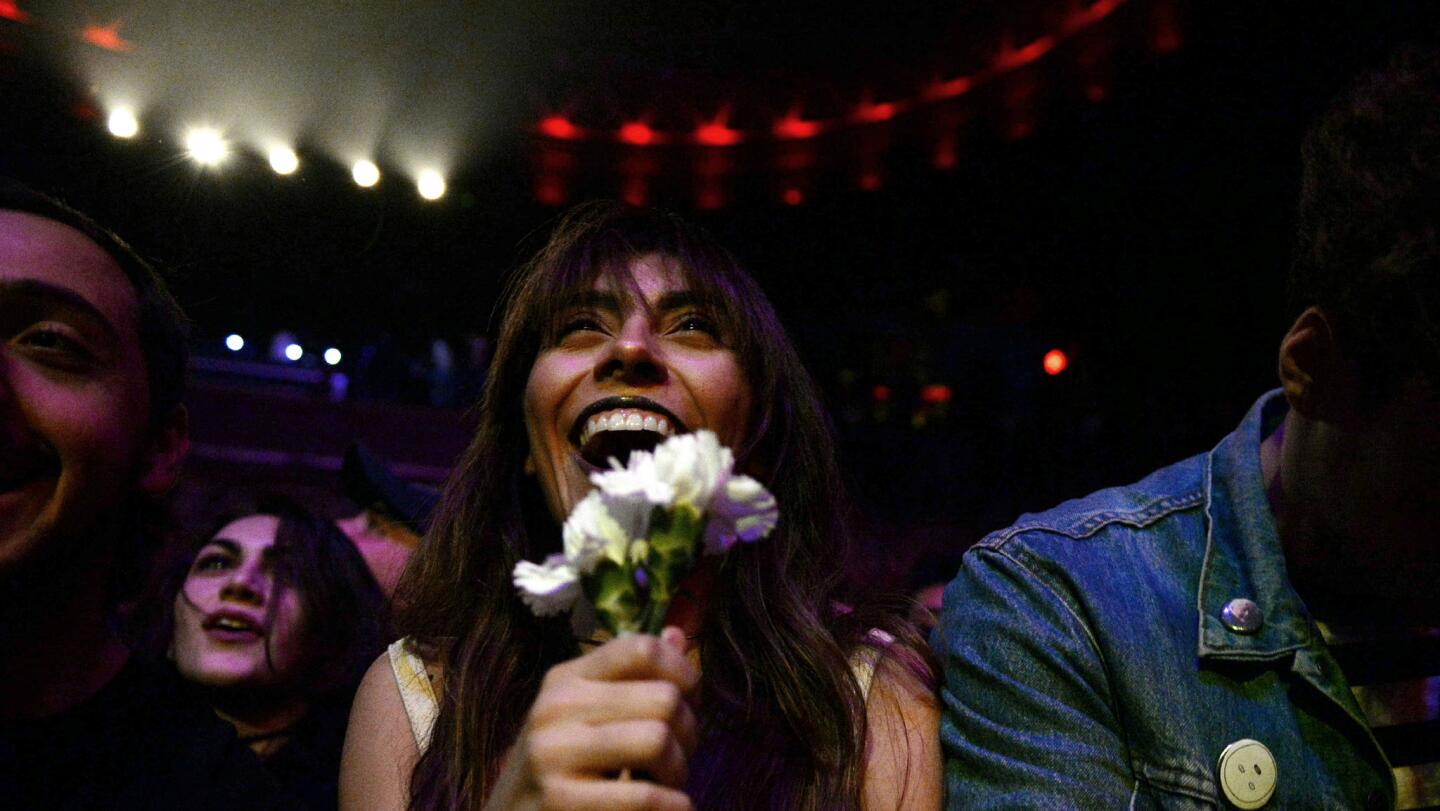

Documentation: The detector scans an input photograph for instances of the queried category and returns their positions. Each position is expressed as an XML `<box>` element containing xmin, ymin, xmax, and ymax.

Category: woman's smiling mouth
<box><xmin>570</xmin><ymin>396</ymin><xmax>688</xmax><ymax>469</ymax></box>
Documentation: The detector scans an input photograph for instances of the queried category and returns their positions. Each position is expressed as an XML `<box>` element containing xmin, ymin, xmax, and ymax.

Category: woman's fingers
<box><xmin>530</xmin><ymin>718</ymin><xmax>692</xmax><ymax>788</ymax></box>
<box><xmin>532</xmin><ymin>775</ymin><xmax>694</xmax><ymax>811</ymax></box>
<box><xmin>567</xmin><ymin>633</ymin><xmax>699</xmax><ymax>697</ymax></box>
<box><xmin>531</xmin><ymin>679</ymin><xmax>699</xmax><ymax>755</ymax></box>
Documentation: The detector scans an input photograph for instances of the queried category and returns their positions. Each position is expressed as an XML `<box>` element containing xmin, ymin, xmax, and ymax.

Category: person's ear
<box><xmin>139</xmin><ymin>404</ymin><xmax>191</xmax><ymax>496</ymax></box>
<box><xmin>523</xmin><ymin>448</ymin><xmax>536</xmax><ymax>475</ymax></box>
<box><xmin>1277</xmin><ymin>307</ymin><xmax>1353</xmax><ymax>421</ymax></box>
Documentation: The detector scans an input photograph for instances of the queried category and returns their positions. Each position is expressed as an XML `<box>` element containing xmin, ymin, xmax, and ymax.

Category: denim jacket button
<box><xmin>1216</xmin><ymin>738</ymin><xmax>1277</xmax><ymax>809</ymax></box>
<box><xmin>1221</xmin><ymin>598</ymin><xmax>1264</xmax><ymax>634</ymax></box>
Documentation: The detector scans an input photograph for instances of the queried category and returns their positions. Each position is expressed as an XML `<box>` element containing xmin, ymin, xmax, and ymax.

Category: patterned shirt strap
<box><xmin>850</xmin><ymin>628</ymin><xmax>897</xmax><ymax>703</ymax></box>
<box><xmin>388</xmin><ymin>638</ymin><xmax>439</xmax><ymax>753</ymax></box>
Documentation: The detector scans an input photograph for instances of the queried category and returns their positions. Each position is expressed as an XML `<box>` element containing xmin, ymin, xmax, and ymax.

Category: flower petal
<box><xmin>704</xmin><ymin>474</ymin><xmax>778</xmax><ymax>554</ymax></box>
<box><xmin>513</xmin><ymin>554</ymin><xmax>580</xmax><ymax>616</ymax></box>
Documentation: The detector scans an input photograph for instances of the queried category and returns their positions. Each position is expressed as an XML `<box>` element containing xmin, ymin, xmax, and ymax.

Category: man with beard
<box><xmin>935</xmin><ymin>52</ymin><xmax>1440</xmax><ymax>809</ymax></box>
<box><xmin>0</xmin><ymin>182</ymin><xmax>299</xmax><ymax>809</ymax></box>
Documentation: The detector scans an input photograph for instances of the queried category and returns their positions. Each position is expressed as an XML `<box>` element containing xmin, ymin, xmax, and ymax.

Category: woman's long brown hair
<box><xmin>396</xmin><ymin>202</ymin><xmax>936</xmax><ymax>809</ymax></box>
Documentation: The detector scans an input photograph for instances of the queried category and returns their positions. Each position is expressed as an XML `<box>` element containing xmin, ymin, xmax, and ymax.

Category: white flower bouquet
<box><xmin>513</xmin><ymin>430</ymin><xmax>779</xmax><ymax>635</ymax></box>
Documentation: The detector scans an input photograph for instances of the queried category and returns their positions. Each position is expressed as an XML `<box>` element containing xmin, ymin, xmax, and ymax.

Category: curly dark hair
<box><xmin>1291</xmin><ymin>47</ymin><xmax>1440</xmax><ymax>401</ymax></box>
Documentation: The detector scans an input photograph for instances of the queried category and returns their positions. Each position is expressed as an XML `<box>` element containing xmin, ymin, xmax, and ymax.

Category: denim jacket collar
<box><xmin>1196</xmin><ymin>390</ymin><xmax>1314</xmax><ymax>662</ymax></box>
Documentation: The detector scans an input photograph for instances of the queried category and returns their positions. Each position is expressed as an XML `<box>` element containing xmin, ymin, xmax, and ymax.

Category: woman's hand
<box><xmin>483</xmin><ymin>627</ymin><xmax>700</xmax><ymax>811</ymax></box>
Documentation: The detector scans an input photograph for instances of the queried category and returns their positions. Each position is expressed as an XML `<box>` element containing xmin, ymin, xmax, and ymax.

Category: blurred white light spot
<box><xmin>283</xmin><ymin>343</ymin><xmax>303</xmax><ymax>362</ymax></box>
<box><xmin>184</xmin><ymin>127</ymin><xmax>228</xmax><ymax>166</ymax></box>
<box><xmin>417</xmin><ymin>170</ymin><xmax>446</xmax><ymax>201</ymax></box>
<box><xmin>268</xmin><ymin>146</ymin><xmax>299</xmax><ymax>175</ymax></box>
<box><xmin>107</xmin><ymin>107</ymin><xmax>139</xmax><ymax>139</ymax></box>
<box><xmin>352</xmin><ymin>160</ymin><xmax>380</xmax><ymax>188</ymax></box>
<box><xmin>323</xmin><ymin>347</ymin><xmax>342</xmax><ymax>366</ymax></box>
<box><xmin>224</xmin><ymin>334</ymin><xmax>244</xmax><ymax>352</ymax></box>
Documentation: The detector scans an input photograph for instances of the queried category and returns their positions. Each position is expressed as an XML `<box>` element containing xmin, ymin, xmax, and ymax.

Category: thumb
<box><xmin>660</xmin><ymin>625</ymin><xmax>691</xmax><ymax>654</ymax></box>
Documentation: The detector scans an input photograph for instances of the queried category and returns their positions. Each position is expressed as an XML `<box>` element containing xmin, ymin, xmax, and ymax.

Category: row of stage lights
<box><xmin>104</xmin><ymin>107</ymin><xmax>449</xmax><ymax>201</ymax></box>
<box><xmin>223</xmin><ymin>333</ymin><xmax>342</xmax><ymax>367</ymax></box>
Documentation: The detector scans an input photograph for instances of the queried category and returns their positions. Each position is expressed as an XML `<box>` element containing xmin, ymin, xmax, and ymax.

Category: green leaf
<box><xmin>583</xmin><ymin>559</ymin><xmax>643</xmax><ymax>636</ymax></box>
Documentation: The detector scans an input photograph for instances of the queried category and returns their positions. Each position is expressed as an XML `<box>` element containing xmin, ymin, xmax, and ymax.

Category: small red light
<box><xmin>872</xmin><ymin>385</ymin><xmax>891</xmax><ymax>402</ymax></box>
<box><xmin>924</xmin><ymin>76</ymin><xmax>974</xmax><ymax>101</ymax></box>
<box><xmin>774</xmin><ymin>113</ymin><xmax>821</xmax><ymax>140</ymax></box>
<box><xmin>82</xmin><ymin>23</ymin><xmax>133</xmax><ymax>53</ymax></box>
<box><xmin>1043</xmin><ymin>349</ymin><xmax>1069</xmax><ymax>376</ymax></box>
<box><xmin>782</xmin><ymin>188</ymin><xmax>803</xmax><ymax>206</ymax></box>
<box><xmin>618</xmin><ymin>122</ymin><xmax>656</xmax><ymax>146</ymax></box>
<box><xmin>853</xmin><ymin>101</ymin><xmax>897</xmax><ymax>124</ymax></box>
<box><xmin>996</xmin><ymin>36</ymin><xmax>1056</xmax><ymax>70</ymax></box>
<box><xmin>538</xmin><ymin>116</ymin><xmax>578</xmax><ymax>140</ymax></box>
<box><xmin>695</xmin><ymin>121</ymin><xmax>742</xmax><ymax>147</ymax></box>
<box><xmin>0</xmin><ymin>1</ymin><xmax>30</xmax><ymax>23</ymax></box>
<box><xmin>920</xmin><ymin>384</ymin><xmax>952</xmax><ymax>404</ymax></box>
<box><xmin>858</xmin><ymin>172</ymin><xmax>882</xmax><ymax>192</ymax></box>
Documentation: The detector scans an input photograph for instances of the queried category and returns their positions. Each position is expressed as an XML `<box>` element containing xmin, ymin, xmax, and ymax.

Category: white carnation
<box><xmin>702</xmin><ymin>474</ymin><xmax>779</xmax><ymax>555</ymax></box>
<box><xmin>651</xmin><ymin>430</ymin><xmax>733</xmax><ymax>509</ymax></box>
<box><xmin>512</xmin><ymin>554</ymin><xmax>580</xmax><ymax>616</ymax></box>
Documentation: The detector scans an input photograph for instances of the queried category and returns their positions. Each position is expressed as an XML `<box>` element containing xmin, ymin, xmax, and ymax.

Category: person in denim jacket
<box><xmin>933</xmin><ymin>51</ymin><xmax>1440</xmax><ymax>810</ymax></box>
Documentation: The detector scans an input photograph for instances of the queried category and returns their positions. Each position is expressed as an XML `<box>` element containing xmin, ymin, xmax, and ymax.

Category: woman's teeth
<box><xmin>578</xmin><ymin>410</ymin><xmax>673</xmax><ymax>448</ymax></box>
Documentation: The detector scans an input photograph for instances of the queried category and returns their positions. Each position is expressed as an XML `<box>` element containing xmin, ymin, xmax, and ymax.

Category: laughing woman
<box><xmin>340</xmin><ymin>202</ymin><xmax>940</xmax><ymax>811</ymax></box>
<box><xmin>138</xmin><ymin>494</ymin><xmax>391</xmax><ymax>811</ymax></box>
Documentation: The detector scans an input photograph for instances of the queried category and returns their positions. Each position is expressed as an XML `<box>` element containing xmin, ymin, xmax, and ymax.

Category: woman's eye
<box><xmin>559</xmin><ymin>316</ymin><xmax>605</xmax><ymax>336</ymax></box>
<box><xmin>192</xmin><ymin>553</ymin><xmax>233</xmax><ymax>573</ymax></box>
<box><xmin>675</xmin><ymin>314</ymin><xmax>720</xmax><ymax>337</ymax></box>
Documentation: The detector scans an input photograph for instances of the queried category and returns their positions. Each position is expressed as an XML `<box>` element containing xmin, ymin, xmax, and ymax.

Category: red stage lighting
<box><xmin>0</xmin><ymin>1</ymin><xmax>30</xmax><ymax>23</ymax></box>
<box><xmin>853</xmin><ymin>100</ymin><xmax>897</xmax><ymax>124</ymax></box>
<box><xmin>871</xmin><ymin>385</ymin><xmax>891</xmax><ymax>402</ymax></box>
<box><xmin>782</xmin><ymin>188</ymin><xmax>803</xmax><ymax>206</ymax></box>
<box><xmin>995</xmin><ymin>36</ymin><xmax>1056</xmax><ymax>70</ymax></box>
<box><xmin>1044</xmin><ymin>349</ymin><xmax>1069</xmax><ymax>376</ymax></box>
<box><xmin>774</xmin><ymin>112</ymin><xmax>821</xmax><ymax>140</ymax></box>
<box><xmin>537</xmin><ymin>116</ymin><xmax>579</xmax><ymax>140</ymax></box>
<box><xmin>618</xmin><ymin>121</ymin><xmax>656</xmax><ymax>146</ymax></box>
<box><xmin>82</xmin><ymin>22</ymin><xmax>134</xmax><ymax>53</ymax></box>
<box><xmin>695</xmin><ymin>121</ymin><xmax>742</xmax><ymax>147</ymax></box>
<box><xmin>920</xmin><ymin>384</ymin><xmax>952</xmax><ymax>404</ymax></box>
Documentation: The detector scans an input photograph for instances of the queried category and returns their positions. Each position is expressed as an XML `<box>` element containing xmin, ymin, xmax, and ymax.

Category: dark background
<box><xmin>3</xmin><ymin>0</ymin><xmax>1436</xmax><ymax>589</ymax></box>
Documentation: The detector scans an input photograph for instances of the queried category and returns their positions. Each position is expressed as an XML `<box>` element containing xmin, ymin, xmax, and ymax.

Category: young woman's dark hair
<box><xmin>137</xmin><ymin>492</ymin><xmax>392</xmax><ymax>811</ymax></box>
<box><xmin>137</xmin><ymin>492</ymin><xmax>391</xmax><ymax>699</ymax></box>
<box><xmin>393</xmin><ymin>201</ymin><xmax>937</xmax><ymax>809</ymax></box>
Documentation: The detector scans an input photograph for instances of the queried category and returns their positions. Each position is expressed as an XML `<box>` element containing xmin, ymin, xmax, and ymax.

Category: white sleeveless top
<box><xmin>387</xmin><ymin>629</ymin><xmax>895</xmax><ymax>753</ymax></box>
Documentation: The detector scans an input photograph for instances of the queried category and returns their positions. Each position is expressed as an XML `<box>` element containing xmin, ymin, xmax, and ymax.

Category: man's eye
<box><xmin>19</xmin><ymin>325</ymin><xmax>86</xmax><ymax>352</ymax></box>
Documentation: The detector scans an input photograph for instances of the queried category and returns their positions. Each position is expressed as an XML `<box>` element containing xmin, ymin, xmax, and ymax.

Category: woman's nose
<box><xmin>596</xmin><ymin>321</ymin><xmax>666</xmax><ymax>386</ymax></box>
<box><xmin>219</xmin><ymin>565</ymin><xmax>266</xmax><ymax>605</ymax></box>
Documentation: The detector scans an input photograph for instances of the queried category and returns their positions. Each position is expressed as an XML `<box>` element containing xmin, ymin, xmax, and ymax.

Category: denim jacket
<box><xmin>933</xmin><ymin>392</ymin><xmax>1396</xmax><ymax>809</ymax></box>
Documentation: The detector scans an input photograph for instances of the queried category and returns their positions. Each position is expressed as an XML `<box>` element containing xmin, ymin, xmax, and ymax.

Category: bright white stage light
<box><xmin>107</xmin><ymin>107</ymin><xmax>139</xmax><ymax>139</ymax></box>
<box><xmin>352</xmin><ymin>160</ymin><xmax>380</xmax><ymax>187</ymax></box>
<box><xmin>225</xmin><ymin>334</ymin><xmax>245</xmax><ymax>352</ymax></box>
<box><xmin>268</xmin><ymin>146</ymin><xmax>299</xmax><ymax>175</ymax></box>
<box><xmin>284</xmin><ymin>343</ymin><xmax>303</xmax><ymax>361</ymax></box>
<box><xmin>184</xmin><ymin>127</ymin><xmax>228</xmax><ymax>166</ymax></box>
<box><xmin>323</xmin><ymin>347</ymin><xmax>342</xmax><ymax>366</ymax></box>
<box><xmin>417</xmin><ymin>170</ymin><xmax>446</xmax><ymax>201</ymax></box>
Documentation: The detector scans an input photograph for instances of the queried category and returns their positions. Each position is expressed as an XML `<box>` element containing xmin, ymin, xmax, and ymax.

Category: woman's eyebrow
<box><xmin>0</xmin><ymin>279</ymin><xmax>122</xmax><ymax>342</ymax></box>
<box><xmin>198</xmin><ymin>538</ymin><xmax>242</xmax><ymax>557</ymax></box>
<box><xmin>655</xmin><ymin>291</ymin><xmax>712</xmax><ymax>312</ymax></box>
<box><xmin>562</xmin><ymin>290</ymin><xmax>622</xmax><ymax>312</ymax></box>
